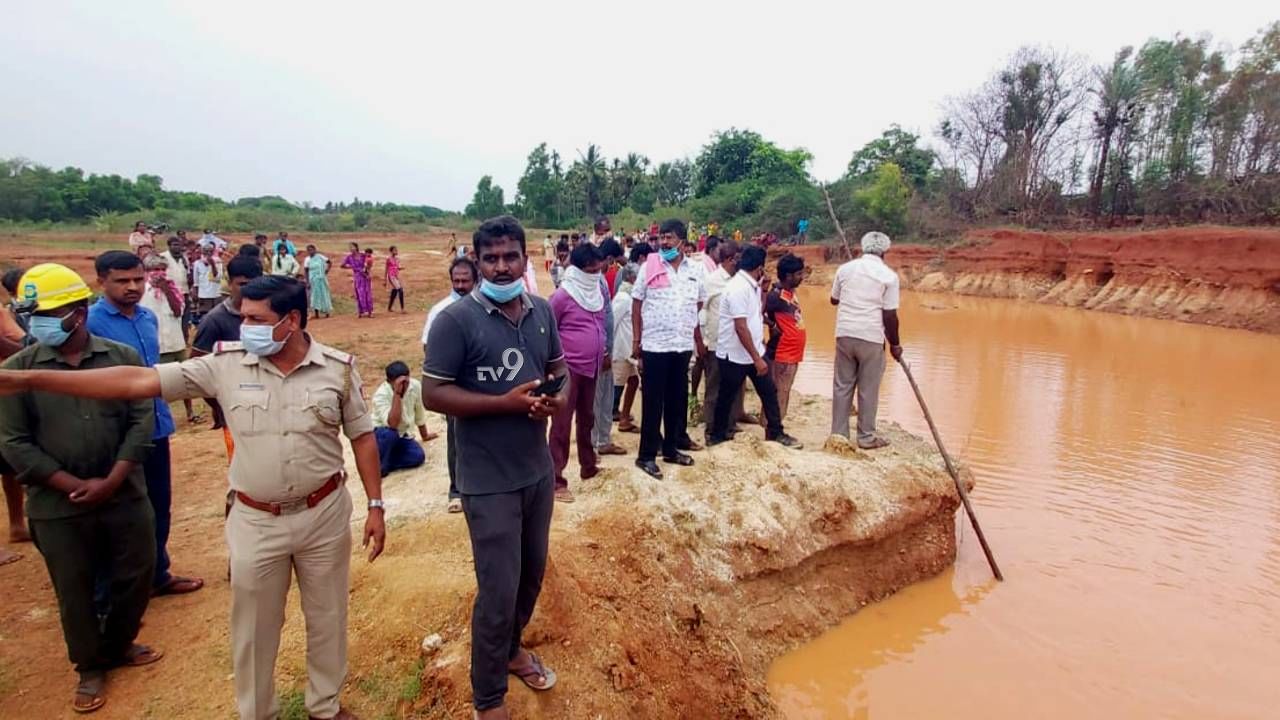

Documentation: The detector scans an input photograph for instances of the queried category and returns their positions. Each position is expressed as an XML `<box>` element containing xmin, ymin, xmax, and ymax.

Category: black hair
<box><xmin>555</xmin><ymin>240</ymin><xmax>571</xmax><ymax>253</ymax></box>
<box><xmin>240</xmin><ymin>276</ymin><xmax>309</xmax><ymax>329</ymax></box>
<box><xmin>239</xmin><ymin>244</ymin><xmax>262</xmax><ymax>258</ymax></box>
<box><xmin>449</xmin><ymin>256</ymin><xmax>479</xmax><ymax>282</ymax></box>
<box><xmin>95</xmin><ymin>250</ymin><xmax>143</xmax><ymax>277</ymax></box>
<box><xmin>777</xmin><ymin>253</ymin><xmax>805</xmax><ymax>281</ymax></box>
<box><xmin>254</xmin><ymin>233</ymin><xmax>268</xmax><ymax>241</ymax></box>
<box><xmin>629</xmin><ymin>242</ymin><xmax>653</xmax><ymax>264</ymax></box>
<box><xmin>389</xmin><ymin>245</ymin><xmax>398</xmax><ymax>252</ymax></box>
<box><xmin>559</xmin><ymin>234</ymin><xmax>569</xmax><ymax>241</ymax></box>
<box><xmin>166</xmin><ymin>235</ymin><xmax>181</xmax><ymax>246</ymax></box>
<box><xmin>659</xmin><ymin>218</ymin><xmax>688</xmax><ymax>241</ymax></box>
<box><xmin>385</xmin><ymin>361</ymin><xmax>411</xmax><ymax>381</ymax></box>
<box><xmin>738</xmin><ymin>245</ymin><xmax>767</xmax><ymax>272</ymax></box>
<box><xmin>717</xmin><ymin>239</ymin><xmax>740</xmax><ymax>260</ymax></box>
<box><xmin>570</xmin><ymin>242</ymin><xmax>603</xmax><ymax>269</ymax></box>
<box><xmin>2</xmin><ymin>267</ymin><xmax>24</xmax><ymax>295</ymax></box>
<box><xmin>598</xmin><ymin>237</ymin><xmax>624</xmax><ymax>260</ymax></box>
<box><xmin>593</xmin><ymin>215</ymin><xmax>611</xmax><ymax>232</ymax></box>
<box><xmin>227</xmin><ymin>255</ymin><xmax>265</xmax><ymax>281</ymax></box>
<box><xmin>473</xmin><ymin>215</ymin><xmax>526</xmax><ymax>254</ymax></box>
<box><xmin>705</xmin><ymin>235</ymin><xmax>721</xmax><ymax>255</ymax></box>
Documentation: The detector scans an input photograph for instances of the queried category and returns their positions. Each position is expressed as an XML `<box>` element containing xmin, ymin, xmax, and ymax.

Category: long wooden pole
<box><xmin>821</xmin><ymin>183</ymin><xmax>854</xmax><ymax>260</ymax></box>
<box><xmin>899</xmin><ymin>360</ymin><xmax>1004</xmax><ymax>581</ymax></box>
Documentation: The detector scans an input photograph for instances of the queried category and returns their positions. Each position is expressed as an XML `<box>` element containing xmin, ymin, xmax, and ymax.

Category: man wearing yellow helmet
<box><xmin>0</xmin><ymin>263</ymin><xmax>162</xmax><ymax>714</ymax></box>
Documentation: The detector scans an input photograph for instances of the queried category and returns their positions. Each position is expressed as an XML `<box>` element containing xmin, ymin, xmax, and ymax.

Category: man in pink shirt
<box><xmin>547</xmin><ymin>244</ymin><xmax>609</xmax><ymax>503</ymax></box>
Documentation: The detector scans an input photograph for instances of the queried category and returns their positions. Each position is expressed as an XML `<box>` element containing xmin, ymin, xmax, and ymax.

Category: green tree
<box><xmin>577</xmin><ymin>144</ymin><xmax>605</xmax><ymax>218</ymax></box>
<box><xmin>654</xmin><ymin>160</ymin><xmax>693</xmax><ymax>206</ymax></box>
<box><xmin>847</xmin><ymin>126</ymin><xmax>938</xmax><ymax>190</ymax></box>
<box><xmin>515</xmin><ymin>143</ymin><xmax>557</xmax><ymax>226</ymax></box>
<box><xmin>465</xmin><ymin>175</ymin><xmax>505</xmax><ymax>219</ymax></box>
<box><xmin>852</xmin><ymin>163</ymin><xmax>912</xmax><ymax>236</ymax></box>
<box><xmin>1088</xmin><ymin>47</ymin><xmax>1143</xmax><ymax>216</ymax></box>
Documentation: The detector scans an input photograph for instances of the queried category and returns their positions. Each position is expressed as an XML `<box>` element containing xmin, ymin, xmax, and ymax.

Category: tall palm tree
<box><xmin>578</xmin><ymin>144</ymin><xmax>605</xmax><ymax>218</ymax></box>
<box><xmin>1089</xmin><ymin>47</ymin><xmax>1142</xmax><ymax>216</ymax></box>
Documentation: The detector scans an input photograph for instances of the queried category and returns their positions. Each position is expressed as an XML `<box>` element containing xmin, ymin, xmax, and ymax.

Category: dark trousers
<box><xmin>638</xmin><ymin>350</ymin><xmax>691</xmax><ymax>462</ymax></box>
<box><xmin>30</xmin><ymin>498</ymin><xmax>156</xmax><ymax>673</ymax></box>
<box><xmin>388</xmin><ymin>287</ymin><xmax>404</xmax><ymax>311</ymax></box>
<box><xmin>702</xmin><ymin>351</ymin><xmax>745</xmax><ymax>439</ymax></box>
<box><xmin>550</xmin><ymin>371</ymin><xmax>597</xmax><ymax>490</ymax></box>
<box><xmin>374</xmin><ymin>427</ymin><xmax>426</xmax><ymax>477</ymax></box>
<box><xmin>446</xmin><ymin>416</ymin><xmax>460</xmax><ymax>500</ymax></box>
<box><xmin>143</xmin><ymin>436</ymin><xmax>173</xmax><ymax>588</ymax></box>
<box><xmin>711</xmin><ymin>357</ymin><xmax>784</xmax><ymax>441</ymax></box>
<box><xmin>462</xmin><ymin>475</ymin><xmax>554</xmax><ymax>711</ymax></box>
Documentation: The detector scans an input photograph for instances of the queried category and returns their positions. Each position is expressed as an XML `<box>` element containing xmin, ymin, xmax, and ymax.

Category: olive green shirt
<box><xmin>0</xmin><ymin>337</ymin><xmax>155</xmax><ymax>520</ymax></box>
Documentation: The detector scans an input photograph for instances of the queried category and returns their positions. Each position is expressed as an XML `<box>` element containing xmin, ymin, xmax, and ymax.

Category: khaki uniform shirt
<box><xmin>156</xmin><ymin>336</ymin><xmax>374</xmax><ymax>502</ymax></box>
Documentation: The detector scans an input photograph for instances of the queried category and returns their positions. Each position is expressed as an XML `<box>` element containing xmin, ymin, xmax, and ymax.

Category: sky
<box><xmin>1</xmin><ymin>1</ymin><xmax>1274</xmax><ymax>211</ymax></box>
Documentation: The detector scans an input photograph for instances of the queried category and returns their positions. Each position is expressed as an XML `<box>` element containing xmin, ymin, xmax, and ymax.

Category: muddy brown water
<box><xmin>768</xmin><ymin>288</ymin><xmax>1280</xmax><ymax>719</ymax></box>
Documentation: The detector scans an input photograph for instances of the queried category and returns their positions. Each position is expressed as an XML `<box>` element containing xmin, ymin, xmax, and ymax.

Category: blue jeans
<box><xmin>375</xmin><ymin>427</ymin><xmax>426</xmax><ymax>477</ymax></box>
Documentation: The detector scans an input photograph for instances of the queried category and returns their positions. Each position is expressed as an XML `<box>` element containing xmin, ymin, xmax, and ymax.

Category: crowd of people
<box><xmin>0</xmin><ymin>212</ymin><xmax>902</xmax><ymax>720</ymax></box>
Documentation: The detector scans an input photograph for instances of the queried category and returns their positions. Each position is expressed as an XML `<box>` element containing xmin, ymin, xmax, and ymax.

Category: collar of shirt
<box><xmin>31</xmin><ymin>335</ymin><xmax>114</xmax><ymax>364</ymax></box>
<box><xmin>739</xmin><ymin>271</ymin><xmax>760</xmax><ymax>291</ymax></box>
<box><xmin>96</xmin><ymin>296</ymin><xmax>152</xmax><ymax>320</ymax></box>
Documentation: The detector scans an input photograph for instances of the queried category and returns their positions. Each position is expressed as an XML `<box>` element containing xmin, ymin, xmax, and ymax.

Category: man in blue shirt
<box><xmin>88</xmin><ymin>251</ymin><xmax>204</xmax><ymax>597</ymax></box>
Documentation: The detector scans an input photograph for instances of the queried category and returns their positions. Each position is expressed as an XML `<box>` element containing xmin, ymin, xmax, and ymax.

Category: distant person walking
<box><xmin>304</xmin><ymin>245</ymin><xmax>333</xmax><ymax>318</ymax></box>
<box><xmin>421</xmin><ymin>256</ymin><xmax>479</xmax><ymax>514</ymax></box>
<box><xmin>343</xmin><ymin>243</ymin><xmax>375</xmax><ymax>317</ymax></box>
<box><xmin>765</xmin><ymin>253</ymin><xmax>807</xmax><ymax>421</ymax></box>
<box><xmin>385</xmin><ymin>246</ymin><xmax>405</xmax><ymax>313</ymax></box>
<box><xmin>796</xmin><ymin>218</ymin><xmax>810</xmax><ymax>244</ymax></box>
<box><xmin>548</xmin><ymin>243</ymin><xmax>609</xmax><ymax>503</ymax></box>
<box><xmin>830</xmin><ymin>231</ymin><xmax>903</xmax><ymax>449</ymax></box>
<box><xmin>273</xmin><ymin>232</ymin><xmax>297</xmax><ymax>256</ymax></box>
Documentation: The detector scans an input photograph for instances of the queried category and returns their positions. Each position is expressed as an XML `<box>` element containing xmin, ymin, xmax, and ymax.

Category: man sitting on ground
<box><xmin>372</xmin><ymin>361</ymin><xmax>435</xmax><ymax>477</ymax></box>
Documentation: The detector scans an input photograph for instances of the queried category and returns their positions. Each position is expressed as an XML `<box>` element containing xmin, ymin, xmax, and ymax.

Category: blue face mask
<box><xmin>480</xmin><ymin>278</ymin><xmax>524</xmax><ymax>303</ymax></box>
<box><xmin>660</xmin><ymin>247</ymin><xmax>680</xmax><ymax>262</ymax></box>
<box><xmin>240</xmin><ymin>317</ymin><xmax>290</xmax><ymax>357</ymax></box>
<box><xmin>29</xmin><ymin>312</ymin><xmax>77</xmax><ymax>347</ymax></box>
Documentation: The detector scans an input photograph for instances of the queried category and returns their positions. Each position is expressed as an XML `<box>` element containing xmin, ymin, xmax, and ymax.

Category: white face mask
<box><xmin>240</xmin><ymin>317</ymin><xmax>291</xmax><ymax>356</ymax></box>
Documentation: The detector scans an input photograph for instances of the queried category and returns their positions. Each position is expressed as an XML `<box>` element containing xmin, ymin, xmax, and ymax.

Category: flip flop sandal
<box><xmin>509</xmin><ymin>651</ymin><xmax>557</xmax><ymax>691</ymax></box>
<box><xmin>858</xmin><ymin>437</ymin><xmax>891</xmax><ymax>450</ymax></box>
<box><xmin>447</xmin><ymin>498</ymin><xmax>463</xmax><ymax>514</ymax></box>
<box><xmin>662</xmin><ymin>454</ymin><xmax>695</xmax><ymax>466</ymax></box>
<box><xmin>73</xmin><ymin>673</ymin><xmax>106</xmax><ymax>714</ymax></box>
<box><xmin>0</xmin><ymin>549</ymin><xmax>21</xmax><ymax>567</ymax></box>
<box><xmin>153</xmin><ymin>575</ymin><xmax>204</xmax><ymax>596</ymax></box>
<box><xmin>117</xmin><ymin>643</ymin><xmax>164</xmax><ymax>668</ymax></box>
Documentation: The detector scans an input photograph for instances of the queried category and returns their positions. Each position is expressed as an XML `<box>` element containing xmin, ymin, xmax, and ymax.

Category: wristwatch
<box><xmin>368</xmin><ymin>499</ymin><xmax>386</xmax><ymax>512</ymax></box>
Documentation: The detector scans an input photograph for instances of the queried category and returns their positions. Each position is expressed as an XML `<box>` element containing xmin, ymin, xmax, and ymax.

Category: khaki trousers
<box><xmin>831</xmin><ymin>337</ymin><xmax>885</xmax><ymax>444</ymax></box>
<box><xmin>227</xmin><ymin>486</ymin><xmax>352</xmax><ymax>720</ymax></box>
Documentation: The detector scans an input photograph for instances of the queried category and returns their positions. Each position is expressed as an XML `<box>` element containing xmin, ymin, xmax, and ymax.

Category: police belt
<box><xmin>235</xmin><ymin>471</ymin><xmax>345</xmax><ymax>516</ymax></box>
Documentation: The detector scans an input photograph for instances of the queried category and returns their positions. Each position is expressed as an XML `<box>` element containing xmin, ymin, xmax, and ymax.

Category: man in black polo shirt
<box><xmin>422</xmin><ymin>215</ymin><xmax>567</xmax><ymax>720</ymax></box>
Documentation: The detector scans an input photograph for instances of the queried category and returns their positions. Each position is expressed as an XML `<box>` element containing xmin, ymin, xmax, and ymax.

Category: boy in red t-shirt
<box><xmin>764</xmin><ymin>254</ymin><xmax>807</xmax><ymax>420</ymax></box>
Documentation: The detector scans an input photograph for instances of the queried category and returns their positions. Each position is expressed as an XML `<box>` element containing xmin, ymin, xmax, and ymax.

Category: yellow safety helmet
<box><xmin>19</xmin><ymin>263</ymin><xmax>94</xmax><ymax>312</ymax></box>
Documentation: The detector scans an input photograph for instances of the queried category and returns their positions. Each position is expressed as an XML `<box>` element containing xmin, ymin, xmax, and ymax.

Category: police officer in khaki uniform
<box><xmin>0</xmin><ymin>276</ymin><xmax>386</xmax><ymax>720</ymax></box>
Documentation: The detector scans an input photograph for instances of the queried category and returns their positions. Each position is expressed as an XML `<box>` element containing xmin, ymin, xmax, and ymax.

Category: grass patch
<box><xmin>279</xmin><ymin>688</ymin><xmax>308</xmax><ymax>720</ymax></box>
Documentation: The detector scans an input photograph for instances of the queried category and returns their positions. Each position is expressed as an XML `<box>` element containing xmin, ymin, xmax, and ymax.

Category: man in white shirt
<box><xmin>699</xmin><ymin>238</ymin><xmax>746</xmax><ymax>442</ymax></box>
<box><xmin>830</xmin><ymin>231</ymin><xmax>904</xmax><ymax>449</ymax></box>
<box><xmin>192</xmin><ymin>245</ymin><xmax>224</xmax><ymax>315</ymax></box>
<box><xmin>610</xmin><ymin>265</ymin><xmax>639</xmax><ymax>432</ymax></box>
<box><xmin>420</xmin><ymin>256</ymin><xmax>478</xmax><ymax>513</ymax></box>
<box><xmin>630</xmin><ymin>219</ymin><xmax>707</xmax><ymax>479</ymax></box>
<box><xmin>159</xmin><ymin>236</ymin><xmax>193</xmax><ymax>341</ymax></box>
<box><xmin>197</xmin><ymin>229</ymin><xmax>228</xmax><ymax>256</ymax></box>
<box><xmin>708</xmin><ymin>246</ymin><xmax>801</xmax><ymax>449</ymax></box>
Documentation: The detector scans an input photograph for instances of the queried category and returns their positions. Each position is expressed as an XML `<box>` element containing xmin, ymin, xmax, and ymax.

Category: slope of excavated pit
<box><xmin>342</xmin><ymin>395</ymin><xmax>967</xmax><ymax>719</ymax></box>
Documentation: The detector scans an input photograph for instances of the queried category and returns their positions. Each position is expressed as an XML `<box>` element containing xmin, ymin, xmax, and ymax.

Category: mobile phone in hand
<box><xmin>532</xmin><ymin>374</ymin><xmax>567</xmax><ymax>396</ymax></box>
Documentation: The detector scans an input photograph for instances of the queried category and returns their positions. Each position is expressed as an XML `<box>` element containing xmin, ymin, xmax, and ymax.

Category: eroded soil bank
<box><xmin>356</xmin><ymin>396</ymin><xmax>965</xmax><ymax>719</ymax></box>
<box><xmin>890</xmin><ymin>226</ymin><xmax>1280</xmax><ymax>333</ymax></box>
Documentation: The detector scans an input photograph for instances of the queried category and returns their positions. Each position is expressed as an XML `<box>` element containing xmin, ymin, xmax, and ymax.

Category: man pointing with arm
<box><xmin>0</xmin><ymin>275</ymin><xmax>385</xmax><ymax>720</ymax></box>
